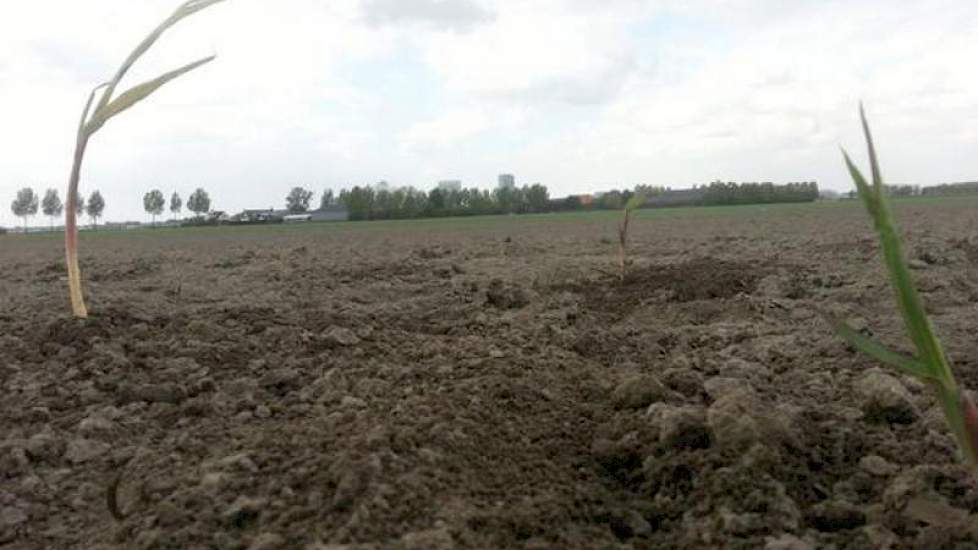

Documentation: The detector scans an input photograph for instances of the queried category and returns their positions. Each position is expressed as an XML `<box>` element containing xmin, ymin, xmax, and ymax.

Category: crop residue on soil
<box><xmin>4</xmin><ymin>199</ymin><xmax>978</xmax><ymax>548</ymax></box>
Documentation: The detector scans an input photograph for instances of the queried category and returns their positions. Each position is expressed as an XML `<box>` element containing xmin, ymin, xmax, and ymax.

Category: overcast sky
<box><xmin>1</xmin><ymin>0</ymin><xmax>977</xmax><ymax>226</ymax></box>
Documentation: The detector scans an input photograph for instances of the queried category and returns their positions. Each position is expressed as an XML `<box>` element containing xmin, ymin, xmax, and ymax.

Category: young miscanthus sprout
<box><xmin>617</xmin><ymin>191</ymin><xmax>646</xmax><ymax>282</ymax></box>
<box><xmin>830</xmin><ymin>105</ymin><xmax>978</xmax><ymax>467</ymax></box>
<box><xmin>65</xmin><ymin>0</ymin><xmax>225</xmax><ymax>318</ymax></box>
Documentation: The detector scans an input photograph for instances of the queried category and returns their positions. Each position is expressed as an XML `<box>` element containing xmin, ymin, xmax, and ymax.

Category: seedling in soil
<box><xmin>617</xmin><ymin>191</ymin><xmax>646</xmax><ymax>282</ymax></box>
<box><xmin>830</xmin><ymin>105</ymin><xmax>978</xmax><ymax>466</ymax></box>
<box><xmin>64</xmin><ymin>0</ymin><xmax>225</xmax><ymax>318</ymax></box>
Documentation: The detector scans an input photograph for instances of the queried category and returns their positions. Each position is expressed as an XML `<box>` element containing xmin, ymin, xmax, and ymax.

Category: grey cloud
<box><xmin>361</xmin><ymin>0</ymin><xmax>495</xmax><ymax>32</ymax></box>
<box><xmin>501</xmin><ymin>54</ymin><xmax>637</xmax><ymax>106</ymax></box>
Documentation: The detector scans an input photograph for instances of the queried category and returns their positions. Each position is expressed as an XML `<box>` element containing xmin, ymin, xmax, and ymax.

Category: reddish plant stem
<box><xmin>65</xmin><ymin>133</ymin><xmax>90</xmax><ymax>318</ymax></box>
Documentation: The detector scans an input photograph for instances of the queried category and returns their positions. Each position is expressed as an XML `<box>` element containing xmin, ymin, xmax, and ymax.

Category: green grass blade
<box><xmin>842</xmin><ymin>149</ymin><xmax>879</xmax><ymax>220</ymax></box>
<box><xmin>840</xmin><ymin>105</ymin><xmax>973</xmax><ymax>467</ymax></box>
<box><xmin>830</xmin><ymin>318</ymin><xmax>933</xmax><ymax>379</ymax></box>
<box><xmin>877</xmin><ymin>217</ymin><xmax>948</xmax><ymax>370</ymax></box>
<box><xmin>86</xmin><ymin>55</ymin><xmax>216</xmax><ymax>134</ymax></box>
<box><xmin>855</xmin><ymin>113</ymin><xmax>950</xmax><ymax>374</ymax></box>
<box><xmin>860</xmin><ymin>104</ymin><xmax>884</xmax><ymax>196</ymax></box>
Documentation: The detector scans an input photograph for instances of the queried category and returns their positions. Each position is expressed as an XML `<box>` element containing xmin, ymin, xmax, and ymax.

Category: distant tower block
<box><xmin>498</xmin><ymin>174</ymin><xmax>515</xmax><ymax>189</ymax></box>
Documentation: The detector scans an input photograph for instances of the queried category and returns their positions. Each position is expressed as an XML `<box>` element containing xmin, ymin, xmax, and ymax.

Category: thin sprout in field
<box><xmin>617</xmin><ymin>191</ymin><xmax>647</xmax><ymax>282</ymax></box>
<box><xmin>829</xmin><ymin>105</ymin><xmax>978</xmax><ymax>467</ymax></box>
<box><xmin>65</xmin><ymin>0</ymin><xmax>225</xmax><ymax>318</ymax></box>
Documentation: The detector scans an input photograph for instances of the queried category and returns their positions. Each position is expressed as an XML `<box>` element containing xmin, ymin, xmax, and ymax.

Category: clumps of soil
<box><xmin>951</xmin><ymin>236</ymin><xmax>978</xmax><ymax>264</ymax></box>
<box><xmin>6</xmin><ymin>201</ymin><xmax>978</xmax><ymax>548</ymax></box>
<box><xmin>485</xmin><ymin>278</ymin><xmax>531</xmax><ymax>309</ymax></box>
<box><xmin>88</xmin><ymin>257</ymin><xmax>161</xmax><ymax>282</ymax></box>
<box><xmin>644</xmin><ymin>258</ymin><xmax>765</xmax><ymax>302</ymax></box>
<box><xmin>34</xmin><ymin>261</ymin><xmax>67</xmax><ymax>282</ymax></box>
<box><xmin>211</xmin><ymin>250</ymin><xmax>258</xmax><ymax>269</ymax></box>
<box><xmin>561</xmin><ymin>257</ymin><xmax>768</xmax><ymax>321</ymax></box>
<box><xmin>416</xmin><ymin>245</ymin><xmax>452</xmax><ymax>260</ymax></box>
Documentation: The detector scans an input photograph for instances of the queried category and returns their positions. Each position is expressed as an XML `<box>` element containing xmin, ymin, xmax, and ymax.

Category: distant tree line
<box><xmin>920</xmin><ymin>181</ymin><xmax>978</xmax><ymax>196</ymax></box>
<box><xmin>552</xmin><ymin>181</ymin><xmax>819</xmax><ymax>211</ymax></box>
<box><xmin>847</xmin><ymin>184</ymin><xmax>922</xmax><ymax>199</ymax></box>
<box><xmin>9</xmin><ymin>187</ymin><xmax>104</xmax><ymax>230</ymax></box>
<box><xmin>338</xmin><ymin>184</ymin><xmax>551</xmax><ymax>221</ymax></box>
<box><xmin>844</xmin><ymin>182</ymin><xmax>978</xmax><ymax>199</ymax></box>
<box><xmin>551</xmin><ymin>185</ymin><xmax>664</xmax><ymax>212</ymax></box>
<box><xmin>884</xmin><ymin>185</ymin><xmax>921</xmax><ymax>197</ymax></box>
<box><xmin>700</xmin><ymin>181</ymin><xmax>819</xmax><ymax>205</ymax></box>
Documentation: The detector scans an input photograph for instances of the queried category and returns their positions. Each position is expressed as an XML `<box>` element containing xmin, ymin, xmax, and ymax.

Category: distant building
<box><xmin>237</xmin><ymin>209</ymin><xmax>279</xmax><ymax>223</ymax></box>
<box><xmin>104</xmin><ymin>221</ymin><xmax>143</xmax><ymax>230</ymax></box>
<box><xmin>309</xmin><ymin>204</ymin><xmax>349</xmax><ymax>222</ymax></box>
<box><xmin>498</xmin><ymin>174</ymin><xmax>515</xmax><ymax>189</ymax></box>
<box><xmin>438</xmin><ymin>180</ymin><xmax>462</xmax><ymax>192</ymax></box>
<box><xmin>375</xmin><ymin>180</ymin><xmax>391</xmax><ymax>192</ymax></box>
<box><xmin>232</xmin><ymin>204</ymin><xmax>349</xmax><ymax>224</ymax></box>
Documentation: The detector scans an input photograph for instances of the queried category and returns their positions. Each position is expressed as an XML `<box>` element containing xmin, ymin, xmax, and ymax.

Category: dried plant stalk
<box><xmin>65</xmin><ymin>0</ymin><xmax>225</xmax><ymax>318</ymax></box>
<box><xmin>617</xmin><ymin>192</ymin><xmax>646</xmax><ymax>282</ymax></box>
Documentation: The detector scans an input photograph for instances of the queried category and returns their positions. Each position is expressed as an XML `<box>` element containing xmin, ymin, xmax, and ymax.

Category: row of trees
<box><xmin>700</xmin><ymin>181</ymin><xmax>819</xmax><ymax>205</ymax></box>
<box><xmin>920</xmin><ymin>182</ymin><xmax>978</xmax><ymax>196</ymax></box>
<box><xmin>281</xmin><ymin>179</ymin><xmax>817</xmax><ymax>221</ymax></box>
<box><xmin>875</xmin><ymin>182</ymin><xmax>978</xmax><ymax>198</ymax></box>
<box><xmin>10</xmin><ymin>188</ymin><xmax>104</xmax><ymax>230</ymax></box>
<box><xmin>552</xmin><ymin>181</ymin><xmax>819</xmax><ymax>211</ymax></box>
<box><xmin>842</xmin><ymin>182</ymin><xmax>978</xmax><ymax>199</ymax></box>
<box><xmin>8</xmin><ymin>179</ymin><xmax>826</xmax><ymax>230</ymax></box>
<box><xmin>554</xmin><ymin>185</ymin><xmax>668</xmax><ymax>212</ymax></box>
<box><xmin>142</xmin><ymin>189</ymin><xmax>211</xmax><ymax>224</ymax></box>
<box><xmin>8</xmin><ymin>187</ymin><xmax>215</xmax><ymax>231</ymax></box>
<box><xmin>284</xmin><ymin>186</ymin><xmax>341</xmax><ymax>214</ymax></box>
<box><xmin>336</xmin><ymin>183</ymin><xmax>551</xmax><ymax>221</ymax></box>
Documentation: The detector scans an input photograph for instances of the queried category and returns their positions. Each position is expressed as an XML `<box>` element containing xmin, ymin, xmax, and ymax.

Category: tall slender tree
<box><xmin>187</xmin><ymin>188</ymin><xmax>211</xmax><ymax>218</ymax></box>
<box><xmin>86</xmin><ymin>190</ymin><xmax>105</xmax><ymax>229</ymax></box>
<box><xmin>170</xmin><ymin>192</ymin><xmax>183</xmax><ymax>221</ymax></box>
<box><xmin>42</xmin><ymin>189</ymin><xmax>64</xmax><ymax>230</ymax></box>
<box><xmin>144</xmin><ymin>189</ymin><xmax>166</xmax><ymax>226</ymax></box>
<box><xmin>11</xmin><ymin>188</ymin><xmax>39</xmax><ymax>231</ymax></box>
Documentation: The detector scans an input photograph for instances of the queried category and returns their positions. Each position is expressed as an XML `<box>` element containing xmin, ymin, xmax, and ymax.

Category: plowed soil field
<box><xmin>4</xmin><ymin>199</ymin><xmax>978</xmax><ymax>549</ymax></box>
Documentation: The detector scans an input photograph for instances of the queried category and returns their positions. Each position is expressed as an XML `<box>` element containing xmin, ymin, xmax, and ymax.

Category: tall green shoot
<box><xmin>65</xmin><ymin>0</ymin><xmax>225</xmax><ymax>318</ymax></box>
<box><xmin>617</xmin><ymin>191</ymin><xmax>646</xmax><ymax>282</ymax></box>
<box><xmin>831</xmin><ymin>105</ymin><xmax>978</xmax><ymax>466</ymax></box>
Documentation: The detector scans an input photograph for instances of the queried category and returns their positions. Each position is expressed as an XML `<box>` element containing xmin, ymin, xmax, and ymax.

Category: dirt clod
<box><xmin>612</xmin><ymin>375</ymin><xmax>668</xmax><ymax>409</ymax></box>
<box><xmin>64</xmin><ymin>438</ymin><xmax>110</xmax><ymax>464</ymax></box>
<box><xmin>855</xmin><ymin>369</ymin><xmax>918</xmax><ymax>424</ymax></box>
<box><xmin>485</xmin><ymin>278</ymin><xmax>530</xmax><ymax>309</ymax></box>
<box><xmin>609</xmin><ymin>509</ymin><xmax>653</xmax><ymax>540</ymax></box>
<box><xmin>223</xmin><ymin>496</ymin><xmax>266</xmax><ymax>527</ymax></box>
<box><xmin>806</xmin><ymin>500</ymin><xmax>867</xmax><ymax>532</ymax></box>
<box><xmin>323</xmin><ymin>326</ymin><xmax>361</xmax><ymax>347</ymax></box>
<box><xmin>650</xmin><ymin>405</ymin><xmax>711</xmax><ymax>450</ymax></box>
